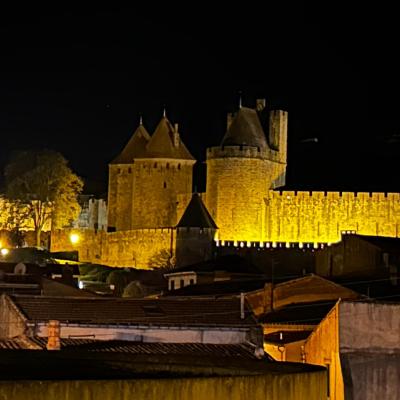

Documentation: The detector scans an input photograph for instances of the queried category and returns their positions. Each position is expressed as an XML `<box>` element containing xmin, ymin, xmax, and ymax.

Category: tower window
<box><xmin>166</xmin><ymin>163</ymin><xmax>170</xmax><ymax>169</ymax></box>
<box><xmin>178</xmin><ymin>163</ymin><xmax>181</xmax><ymax>170</ymax></box>
<box><xmin>163</xmin><ymin>182</ymin><xmax>167</xmax><ymax>188</ymax></box>
<box><xmin>128</xmin><ymin>167</ymin><xmax>132</xmax><ymax>173</ymax></box>
<box><xmin>154</xmin><ymin>162</ymin><xmax>157</xmax><ymax>168</ymax></box>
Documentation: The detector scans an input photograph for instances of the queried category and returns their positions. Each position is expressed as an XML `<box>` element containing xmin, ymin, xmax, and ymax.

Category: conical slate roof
<box><xmin>177</xmin><ymin>193</ymin><xmax>217</xmax><ymax>229</ymax></box>
<box><xmin>111</xmin><ymin>124</ymin><xmax>150</xmax><ymax>164</ymax></box>
<box><xmin>146</xmin><ymin>117</ymin><xmax>195</xmax><ymax>160</ymax></box>
<box><xmin>221</xmin><ymin>107</ymin><xmax>268</xmax><ymax>149</ymax></box>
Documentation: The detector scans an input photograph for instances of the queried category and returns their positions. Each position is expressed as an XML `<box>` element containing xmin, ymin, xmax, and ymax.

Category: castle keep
<box><xmin>51</xmin><ymin>100</ymin><xmax>400</xmax><ymax>267</ymax></box>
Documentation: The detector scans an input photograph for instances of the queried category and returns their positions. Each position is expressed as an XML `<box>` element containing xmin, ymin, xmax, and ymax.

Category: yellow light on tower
<box><xmin>69</xmin><ymin>233</ymin><xmax>80</xmax><ymax>244</ymax></box>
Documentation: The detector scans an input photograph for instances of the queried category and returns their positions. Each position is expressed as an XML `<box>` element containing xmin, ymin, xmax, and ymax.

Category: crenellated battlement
<box><xmin>206</xmin><ymin>145</ymin><xmax>282</xmax><ymax>162</ymax></box>
<box><xmin>262</xmin><ymin>189</ymin><xmax>400</xmax><ymax>244</ymax></box>
<box><xmin>269</xmin><ymin>190</ymin><xmax>400</xmax><ymax>201</ymax></box>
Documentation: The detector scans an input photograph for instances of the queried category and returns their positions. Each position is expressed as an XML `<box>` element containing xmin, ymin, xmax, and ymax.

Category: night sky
<box><xmin>0</xmin><ymin>4</ymin><xmax>398</xmax><ymax>196</ymax></box>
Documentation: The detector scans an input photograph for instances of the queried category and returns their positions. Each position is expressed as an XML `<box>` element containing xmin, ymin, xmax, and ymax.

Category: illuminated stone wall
<box><xmin>131</xmin><ymin>160</ymin><xmax>193</xmax><ymax>229</ymax></box>
<box><xmin>51</xmin><ymin>228</ymin><xmax>174</xmax><ymax>268</ymax></box>
<box><xmin>205</xmin><ymin>147</ymin><xmax>286</xmax><ymax>242</ymax></box>
<box><xmin>264</xmin><ymin>191</ymin><xmax>400</xmax><ymax>244</ymax></box>
<box><xmin>108</xmin><ymin>160</ymin><xmax>193</xmax><ymax>231</ymax></box>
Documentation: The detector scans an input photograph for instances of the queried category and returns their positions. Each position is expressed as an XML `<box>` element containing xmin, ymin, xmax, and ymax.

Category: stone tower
<box><xmin>108</xmin><ymin>116</ymin><xmax>195</xmax><ymax>231</ymax></box>
<box><xmin>176</xmin><ymin>192</ymin><xmax>218</xmax><ymax>267</ymax></box>
<box><xmin>205</xmin><ymin>99</ymin><xmax>287</xmax><ymax>242</ymax></box>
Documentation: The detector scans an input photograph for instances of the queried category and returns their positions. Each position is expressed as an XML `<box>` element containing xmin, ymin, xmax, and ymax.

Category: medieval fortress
<box><xmin>51</xmin><ymin>99</ymin><xmax>400</xmax><ymax>267</ymax></box>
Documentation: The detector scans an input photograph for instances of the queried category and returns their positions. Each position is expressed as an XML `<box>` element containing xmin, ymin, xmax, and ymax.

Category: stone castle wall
<box><xmin>264</xmin><ymin>190</ymin><xmax>400</xmax><ymax>244</ymax></box>
<box><xmin>131</xmin><ymin>160</ymin><xmax>193</xmax><ymax>229</ymax></box>
<box><xmin>51</xmin><ymin>228</ymin><xmax>175</xmax><ymax>268</ymax></box>
<box><xmin>205</xmin><ymin>146</ymin><xmax>286</xmax><ymax>242</ymax></box>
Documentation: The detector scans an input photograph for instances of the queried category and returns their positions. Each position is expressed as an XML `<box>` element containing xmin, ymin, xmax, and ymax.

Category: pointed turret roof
<box><xmin>111</xmin><ymin>124</ymin><xmax>150</xmax><ymax>164</ymax></box>
<box><xmin>177</xmin><ymin>193</ymin><xmax>217</xmax><ymax>229</ymax></box>
<box><xmin>221</xmin><ymin>107</ymin><xmax>268</xmax><ymax>149</ymax></box>
<box><xmin>146</xmin><ymin>117</ymin><xmax>195</xmax><ymax>160</ymax></box>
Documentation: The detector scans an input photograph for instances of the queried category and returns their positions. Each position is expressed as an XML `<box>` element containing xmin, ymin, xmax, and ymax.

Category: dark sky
<box><xmin>0</xmin><ymin>4</ymin><xmax>399</xmax><ymax>195</ymax></box>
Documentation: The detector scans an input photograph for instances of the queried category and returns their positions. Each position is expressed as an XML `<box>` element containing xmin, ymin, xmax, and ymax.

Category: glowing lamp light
<box><xmin>69</xmin><ymin>233</ymin><xmax>80</xmax><ymax>244</ymax></box>
<box><xmin>1</xmin><ymin>248</ymin><xmax>9</xmax><ymax>256</ymax></box>
<box><xmin>78</xmin><ymin>280</ymin><xmax>84</xmax><ymax>289</ymax></box>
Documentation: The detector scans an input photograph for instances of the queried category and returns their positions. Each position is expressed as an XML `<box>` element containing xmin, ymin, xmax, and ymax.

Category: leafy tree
<box><xmin>5</xmin><ymin>149</ymin><xmax>83</xmax><ymax>247</ymax></box>
<box><xmin>106</xmin><ymin>270</ymin><xmax>132</xmax><ymax>296</ymax></box>
<box><xmin>122</xmin><ymin>281</ymin><xmax>145</xmax><ymax>298</ymax></box>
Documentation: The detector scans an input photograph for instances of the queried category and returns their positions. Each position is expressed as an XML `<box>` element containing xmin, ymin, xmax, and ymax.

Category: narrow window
<box><xmin>166</xmin><ymin>163</ymin><xmax>170</xmax><ymax>169</ymax></box>
<box><xmin>128</xmin><ymin>167</ymin><xmax>132</xmax><ymax>173</ymax></box>
<box><xmin>178</xmin><ymin>164</ymin><xmax>181</xmax><ymax>170</ymax></box>
<box><xmin>154</xmin><ymin>162</ymin><xmax>157</xmax><ymax>168</ymax></box>
<box><xmin>326</xmin><ymin>364</ymin><xmax>330</xmax><ymax>398</ymax></box>
<box><xmin>117</xmin><ymin>168</ymin><xmax>121</xmax><ymax>173</ymax></box>
<box><xmin>170</xmin><ymin>280</ymin><xmax>175</xmax><ymax>290</ymax></box>
<box><xmin>180</xmin><ymin>279</ymin><xmax>184</xmax><ymax>288</ymax></box>
<box><xmin>163</xmin><ymin>182</ymin><xmax>167</xmax><ymax>189</ymax></box>
<box><xmin>189</xmin><ymin>279</ymin><xmax>194</xmax><ymax>285</ymax></box>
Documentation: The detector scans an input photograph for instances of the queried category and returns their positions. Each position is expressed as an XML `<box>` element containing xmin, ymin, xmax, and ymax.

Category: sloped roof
<box><xmin>145</xmin><ymin>117</ymin><xmax>195</xmax><ymax>160</ymax></box>
<box><xmin>221</xmin><ymin>107</ymin><xmax>268</xmax><ymax>149</ymax></box>
<box><xmin>259</xmin><ymin>300</ymin><xmax>337</xmax><ymax>324</ymax></box>
<box><xmin>177</xmin><ymin>193</ymin><xmax>217</xmax><ymax>229</ymax></box>
<box><xmin>25</xmin><ymin>338</ymin><xmax>267</xmax><ymax>360</ymax></box>
<box><xmin>111</xmin><ymin>124</ymin><xmax>151</xmax><ymax>164</ymax></box>
<box><xmin>8</xmin><ymin>295</ymin><xmax>257</xmax><ymax>326</ymax></box>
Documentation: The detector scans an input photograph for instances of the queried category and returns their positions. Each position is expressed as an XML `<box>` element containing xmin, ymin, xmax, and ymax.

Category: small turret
<box><xmin>176</xmin><ymin>193</ymin><xmax>217</xmax><ymax>267</ymax></box>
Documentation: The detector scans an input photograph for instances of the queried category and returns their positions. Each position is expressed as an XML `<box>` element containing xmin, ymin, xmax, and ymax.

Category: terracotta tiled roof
<box><xmin>111</xmin><ymin>124</ymin><xmax>151</xmax><ymax>164</ymax></box>
<box><xmin>221</xmin><ymin>107</ymin><xmax>268</xmax><ymax>149</ymax></box>
<box><xmin>9</xmin><ymin>295</ymin><xmax>257</xmax><ymax>326</ymax></box>
<box><xmin>26</xmin><ymin>338</ymin><xmax>267</xmax><ymax>359</ymax></box>
<box><xmin>176</xmin><ymin>193</ymin><xmax>217</xmax><ymax>228</ymax></box>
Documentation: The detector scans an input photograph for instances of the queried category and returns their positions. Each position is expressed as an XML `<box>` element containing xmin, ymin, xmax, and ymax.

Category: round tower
<box><xmin>205</xmin><ymin>100</ymin><xmax>287</xmax><ymax>242</ymax></box>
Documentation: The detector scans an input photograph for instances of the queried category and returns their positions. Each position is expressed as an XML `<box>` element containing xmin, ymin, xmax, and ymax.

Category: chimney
<box><xmin>240</xmin><ymin>292</ymin><xmax>245</xmax><ymax>319</ymax></box>
<box><xmin>256</xmin><ymin>99</ymin><xmax>266</xmax><ymax>111</ymax></box>
<box><xmin>46</xmin><ymin>320</ymin><xmax>61</xmax><ymax>350</ymax></box>
<box><xmin>173</xmin><ymin>123</ymin><xmax>180</xmax><ymax>147</ymax></box>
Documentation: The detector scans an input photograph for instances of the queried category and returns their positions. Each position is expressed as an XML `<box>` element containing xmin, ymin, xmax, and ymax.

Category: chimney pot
<box><xmin>46</xmin><ymin>320</ymin><xmax>61</xmax><ymax>351</ymax></box>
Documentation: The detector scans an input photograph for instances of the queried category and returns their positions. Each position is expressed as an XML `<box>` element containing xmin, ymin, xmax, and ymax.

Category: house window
<box><xmin>189</xmin><ymin>279</ymin><xmax>194</xmax><ymax>285</ymax></box>
<box><xmin>170</xmin><ymin>280</ymin><xmax>175</xmax><ymax>290</ymax></box>
<box><xmin>180</xmin><ymin>279</ymin><xmax>184</xmax><ymax>288</ymax></box>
